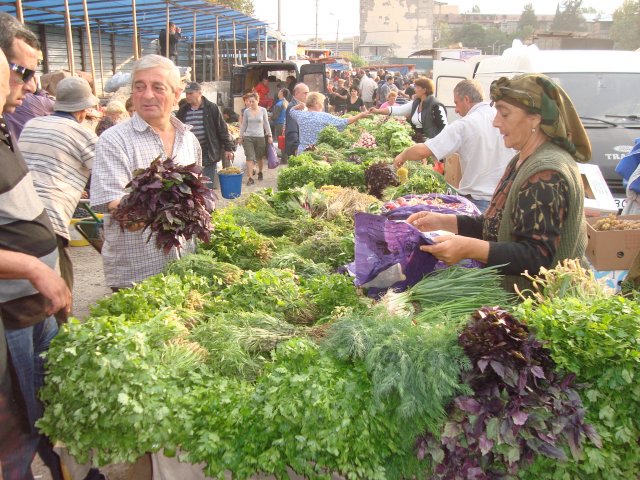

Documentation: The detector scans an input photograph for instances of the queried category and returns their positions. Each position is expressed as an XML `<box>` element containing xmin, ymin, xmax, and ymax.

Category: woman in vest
<box><xmin>405</xmin><ymin>73</ymin><xmax>591</xmax><ymax>293</ymax></box>
<box><xmin>370</xmin><ymin>77</ymin><xmax>447</xmax><ymax>142</ymax></box>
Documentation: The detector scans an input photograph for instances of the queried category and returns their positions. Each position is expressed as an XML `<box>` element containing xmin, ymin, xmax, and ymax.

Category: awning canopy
<box><xmin>0</xmin><ymin>0</ymin><xmax>275</xmax><ymax>42</ymax></box>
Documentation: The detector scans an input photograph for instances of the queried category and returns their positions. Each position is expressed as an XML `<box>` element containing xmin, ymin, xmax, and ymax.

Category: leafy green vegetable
<box><xmin>326</xmin><ymin>161</ymin><xmax>366</xmax><ymax>189</ymax></box>
<box><xmin>518</xmin><ymin>295</ymin><xmax>640</xmax><ymax>479</ymax></box>
<box><xmin>317</xmin><ymin>124</ymin><xmax>352</xmax><ymax>149</ymax></box>
<box><xmin>277</xmin><ymin>162</ymin><xmax>330</xmax><ymax>190</ymax></box>
<box><xmin>164</xmin><ymin>253</ymin><xmax>243</xmax><ymax>292</ymax></box>
<box><xmin>383</xmin><ymin>168</ymin><xmax>447</xmax><ymax>199</ymax></box>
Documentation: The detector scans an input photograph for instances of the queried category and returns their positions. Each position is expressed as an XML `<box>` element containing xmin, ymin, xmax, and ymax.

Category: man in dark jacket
<box><xmin>158</xmin><ymin>22</ymin><xmax>181</xmax><ymax>64</ymax></box>
<box><xmin>176</xmin><ymin>82</ymin><xmax>235</xmax><ymax>189</ymax></box>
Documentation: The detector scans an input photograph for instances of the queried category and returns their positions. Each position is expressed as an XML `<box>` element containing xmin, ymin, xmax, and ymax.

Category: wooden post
<box><xmin>15</xmin><ymin>0</ymin><xmax>24</xmax><ymax>23</ymax></box>
<box><xmin>209</xmin><ymin>43</ymin><xmax>213</xmax><ymax>81</ymax></box>
<box><xmin>82</xmin><ymin>0</ymin><xmax>97</xmax><ymax>95</ymax></box>
<box><xmin>63</xmin><ymin>0</ymin><xmax>75</xmax><ymax>75</ymax></box>
<box><xmin>97</xmin><ymin>21</ymin><xmax>105</xmax><ymax>96</ymax></box>
<box><xmin>132</xmin><ymin>0</ymin><xmax>139</xmax><ymax>60</ymax></box>
<box><xmin>192</xmin><ymin>12</ymin><xmax>197</xmax><ymax>81</ymax></box>
<box><xmin>264</xmin><ymin>29</ymin><xmax>268</xmax><ymax>60</ymax></box>
<box><xmin>214</xmin><ymin>16</ymin><xmax>220</xmax><ymax>80</ymax></box>
<box><xmin>233</xmin><ymin>21</ymin><xmax>237</xmax><ymax>65</ymax></box>
<box><xmin>38</xmin><ymin>24</ymin><xmax>49</xmax><ymax>73</ymax></box>
<box><xmin>201</xmin><ymin>44</ymin><xmax>205</xmax><ymax>82</ymax></box>
<box><xmin>110</xmin><ymin>33</ymin><xmax>116</xmax><ymax>74</ymax></box>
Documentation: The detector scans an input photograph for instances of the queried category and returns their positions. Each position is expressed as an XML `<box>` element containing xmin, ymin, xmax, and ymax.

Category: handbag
<box><xmin>267</xmin><ymin>142</ymin><xmax>280</xmax><ymax>169</ymax></box>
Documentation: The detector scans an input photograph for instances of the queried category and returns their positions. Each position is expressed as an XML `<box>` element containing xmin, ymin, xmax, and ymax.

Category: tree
<box><xmin>611</xmin><ymin>0</ymin><xmax>640</xmax><ymax>49</ymax></box>
<box><xmin>518</xmin><ymin>3</ymin><xmax>538</xmax><ymax>30</ymax></box>
<box><xmin>471</xmin><ymin>5</ymin><xmax>481</xmax><ymax>13</ymax></box>
<box><xmin>551</xmin><ymin>0</ymin><xmax>586</xmax><ymax>31</ymax></box>
<box><xmin>204</xmin><ymin>0</ymin><xmax>254</xmax><ymax>15</ymax></box>
<box><xmin>342</xmin><ymin>52</ymin><xmax>366</xmax><ymax>68</ymax></box>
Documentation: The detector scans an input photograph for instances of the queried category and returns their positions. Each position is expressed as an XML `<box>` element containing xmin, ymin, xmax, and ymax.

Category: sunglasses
<box><xmin>9</xmin><ymin>63</ymin><xmax>36</xmax><ymax>84</ymax></box>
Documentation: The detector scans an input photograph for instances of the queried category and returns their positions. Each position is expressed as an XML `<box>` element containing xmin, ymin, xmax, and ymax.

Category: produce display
<box><xmin>37</xmin><ymin>111</ymin><xmax>640</xmax><ymax>479</ymax></box>
<box><xmin>111</xmin><ymin>156</ymin><xmax>216</xmax><ymax>253</ymax></box>
<box><xmin>591</xmin><ymin>213</ymin><xmax>640</xmax><ymax>231</ymax></box>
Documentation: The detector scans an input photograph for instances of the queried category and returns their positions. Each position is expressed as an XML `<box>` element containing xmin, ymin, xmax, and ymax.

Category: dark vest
<box><xmin>410</xmin><ymin>96</ymin><xmax>446</xmax><ymax>139</ymax></box>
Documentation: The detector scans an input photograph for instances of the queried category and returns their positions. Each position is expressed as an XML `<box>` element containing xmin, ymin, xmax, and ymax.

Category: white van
<box><xmin>433</xmin><ymin>44</ymin><xmax>640</xmax><ymax>208</ymax></box>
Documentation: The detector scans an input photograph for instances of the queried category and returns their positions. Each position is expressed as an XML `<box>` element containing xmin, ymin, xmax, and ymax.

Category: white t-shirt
<box><xmin>359</xmin><ymin>75</ymin><xmax>378</xmax><ymax>102</ymax></box>
<box><xmin>426</xmin><ymin>102</ymin><xmax>515</xmax><ymax>201</ymax></box>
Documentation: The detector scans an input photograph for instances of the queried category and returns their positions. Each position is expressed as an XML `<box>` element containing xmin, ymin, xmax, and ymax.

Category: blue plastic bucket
<box><xmin>218</xmin><ymin>172</ymin><xmax>243</xmax><ymax>199</ymax></box>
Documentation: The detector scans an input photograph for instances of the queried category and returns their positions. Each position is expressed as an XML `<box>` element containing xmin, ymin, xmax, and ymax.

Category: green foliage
<box><xmin>294</xmin><ymin>227</ymin><xmax>354</xmax><ymax>268</ymax></box>
<box><xmin>164</xmin><ymin>253</ymin><xmax>243</xmax><ymax>292</ymax></box>
<box><xmin>303</xmin><ymin>273</ymin><xmax>368</xmax><ymax>320</ymax></box>
<box><xmin>277</xmin><ymin>162</ymin><xmax>330</xmax><ymax>190</ymax></box>
<box><xmin>518</xmin><ymin>295</ymin><xmax>640</xmax><ymax>479</ymax></box>
<box><xmin>38</xmin><ymin>311</ymin><xmax>205</xmax><ymax>465</ymax></box>
<box><xmin>200</xmin><ymin>210</ymin><xmax>274</xmax><ymax>270</ymax></box>
<box><xmin>611</xmin><ymin>0</ymin><xmax>640</xmax><ymax>50</ymax></box>
<box><xmin>89</xmin><ymin>273</ymin><xmax>210</xmax><ymax>321</ymax></box>
<box><xmin>383</xmin><ymin>168</ymin><xmax>447</xmax><ymax>199</ymax></box>
<box><xmin>216</xmin><ymin>268</ymin><xmax>316</xmax><ymax>325</ymax></box>
<box><xmin>267</xmin><ymin>251</ymin><xmax>332</xmax><ymax>278</ymax></box>
<box><xmin>323</xmin><ymin>307</ymin><xmax>471</xmax><ymax>442</ymax></box>
<box><xmin>287</xmin><ymin>151</ymin><xmax>318</xmax><ymax>167</ymax></box>
<box><xmin>317</xmin><ymin>124</ymin><xmax>352</xmax><ymax>149</ymax></box>
<box><xmin>326</xmin><ymin>161</ymin><xmax>366</xmax><ymax>189</ymax></box>
<box><xmin>551</xmin><ymin>0</ymin><xmax>586</xmax><ymax>32</ymax></box>
<box><xmin>225</xmin><ymin>204</ymin><xmax>296</xmax><ymax>237</ymax></box>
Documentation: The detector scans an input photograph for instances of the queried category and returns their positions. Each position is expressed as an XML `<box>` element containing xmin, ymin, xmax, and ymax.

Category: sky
<box><xmin>253</xmin><ymin>0</ymin><xmax>627</xmax><ymax>42</ymax></box>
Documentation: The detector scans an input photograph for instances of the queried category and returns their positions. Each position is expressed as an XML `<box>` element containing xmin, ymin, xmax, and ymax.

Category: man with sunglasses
<box><xmin>0</xmin><ymin>12</ymin><xmax>70</xmax><ymax>480</ymax></box>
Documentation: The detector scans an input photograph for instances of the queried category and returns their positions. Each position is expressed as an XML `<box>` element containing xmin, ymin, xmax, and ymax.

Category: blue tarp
<box><xmin>0</xmin><ymin>0</ymin><xmax>271</xmax><ymax>42</ymax></box>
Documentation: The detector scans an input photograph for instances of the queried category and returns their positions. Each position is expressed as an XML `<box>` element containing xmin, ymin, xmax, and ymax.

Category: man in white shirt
<box><xmin>358</xmin><ymin>70</ymin><xmax>378</xmax><ymax>109</ymax></box>
<box><xmin>394</xmin><ymin>79</ymin><xmax>515</xmax><ymax>212</ymax></box>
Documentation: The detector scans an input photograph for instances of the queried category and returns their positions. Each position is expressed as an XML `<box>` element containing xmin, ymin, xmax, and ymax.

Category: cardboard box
<box><xmin>444</xmin><ymin>154</ymin><xmax>462</xmax><ymax>189</ymax></box>
<box><xmin>592</xmin><ymin>269</ymin><xmax>629</xmax><ymax>293</ymax></box>
<box><xmin>578</xmin><ymin>163</ymin><xmax>619</xmax><ymax>214</ymax></box>
<box><xmin>585</xmin><ymin>214</ymin><xmax>640</xmax><ymax>270</ymax></box>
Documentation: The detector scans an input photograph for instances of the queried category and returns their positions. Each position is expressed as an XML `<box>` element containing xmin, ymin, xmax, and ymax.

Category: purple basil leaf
<box><xmin>538</xmin><ymin>442</ymin><xmax>567</xmax><ymax>461</ymax></box>
<box><xmin>530</xmin><ymin>365</ymin><xmax>545</xmax><ymax>379</ymax></box>
<box><xmin>511</xmin><ymin>411</ymin><xmax>528</xmax><ymax>426</ymax></box>
<box><xmin>478</xmin><ymin>432</ymin><xmax>494</xmax><ymax>456</ymax></box>
<box><xmin>583</xmin><ymin>424</ymin><xmax>602</xmax><ymax>448</ymax></box>
<box><xmin>455</xmin><ymin>396</ymin><xmax>482</xmax><ymax>414</ymax></box>
<box><xmin>477</xmin><ymin>358</ymin><xmax>489</xmax><ymax>373</ymax></box>
<box><xmin>490</xmin><ymin>360</ymin><xmax>505</xmax><ymax>379</ymax></box>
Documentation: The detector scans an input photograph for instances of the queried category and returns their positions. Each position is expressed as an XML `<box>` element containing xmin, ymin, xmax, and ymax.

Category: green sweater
<box><xmin>498</xmin><ymin>142</ymin><xmax>587</xmax><ymax>292</ymax></box>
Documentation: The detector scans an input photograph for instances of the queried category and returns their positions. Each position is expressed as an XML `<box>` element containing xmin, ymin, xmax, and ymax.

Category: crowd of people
<box><xmin>1</xmin><ymin>8</ymin><xmax>637</xmax><ymax>479</ymax></box>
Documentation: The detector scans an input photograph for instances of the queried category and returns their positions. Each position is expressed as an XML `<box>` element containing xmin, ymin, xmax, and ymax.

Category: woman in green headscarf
<box><xmin>406</xmin><ymin>73</ymin><xmax>591</xmax><ymax>292</ymax></box>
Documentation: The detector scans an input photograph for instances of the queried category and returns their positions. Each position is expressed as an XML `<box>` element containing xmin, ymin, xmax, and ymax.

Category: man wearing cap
<box><xmin>176</xmin><ymin>81</ymin><xmax>234</xmax><ymax>188</ymax></box>
<box><xmin>19</xmin><ymin>76</ymin><xmax>98</xmax><ymax>295</ymax></box>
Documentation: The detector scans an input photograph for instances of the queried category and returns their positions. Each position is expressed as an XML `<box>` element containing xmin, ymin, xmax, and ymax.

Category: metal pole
<box><xmin>132</xmin><ymin>0</ymin><xmax>139</xmax><ymax>59</ymax></box>
<box><xmin>278</xmin><ymin>0</ymin><xmax>282</xmax><ymax>33</ymax></box>
<box><xmin>233</xmin><ymin>21</ymin><xmax>237</xmax><ymax>65</ymax></box>
<box><xmin>335</xmin><ymin>19</ymin><xmax>339</xmax><ymax>57</ymax></box>
<box><xmin>97</xmin><ymin>21</ymin><xmax>105</xmax><ymax>97</ymax></box>
<box><xmin>246</xmin><ymin>25</ymin><xmax>249</xmax><ymax>64</ymax></box>
<box><xmin>63</xmin><ymin>0</ymin><xmax>75</xmax><ymax>75</ymax></box>
<box><xmin>315</xmin><ymin>0</ymin><xmax>319</xmax><ymax>48</ymax></box>
<box><xmin>81</xmin><ymin>0</ymin><xmax>97</xmax><ymax>95</ymax></box>
<box><xmin>192</xmin><ymin>12</ymin><xmax>197</xmax><ymax>81</ymax></box>
<box><xmin>214</xmin><ymin>16</ymin><xmax>219</xmax><ymax>80</ymax></box>
<box><xmin>165</xmin><ymin>2</ymin><xmax>170</xmax><ymax>58</ymax></box>
<box><xmin>264</xmin><ymin>29</ymin><xmax>268</xmax><ymax>60</ymax></box>
<box><xmin>15</xmin><ymin>0</ymin><xmax>24</xmax><ymax>23</ymax></box>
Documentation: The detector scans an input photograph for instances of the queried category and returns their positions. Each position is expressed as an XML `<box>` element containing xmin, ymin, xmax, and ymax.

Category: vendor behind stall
<box><xmin>407</xmin><ymin>73</ymin><xmax>591</xmax><ymax>293</ymax></box>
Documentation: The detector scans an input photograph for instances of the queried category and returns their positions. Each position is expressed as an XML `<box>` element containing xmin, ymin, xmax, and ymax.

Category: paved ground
<box><xmin>32</xmin><ymin>164</ymin><xmax>283</xmax><ymax>479</ymax></box>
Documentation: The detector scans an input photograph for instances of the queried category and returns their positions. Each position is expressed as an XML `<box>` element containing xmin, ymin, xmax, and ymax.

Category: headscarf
<box><xmin>490</xmin><ymin>73</ymin><xmax>591</xmax><ymax>163</ymax></box>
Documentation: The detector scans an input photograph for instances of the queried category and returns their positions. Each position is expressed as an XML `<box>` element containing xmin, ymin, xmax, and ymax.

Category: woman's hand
<box><xmin>407</xmin><ymin>211</ymin><xmax>456</xmax><ymax>232</ymax></box>
<box><xmin>420</xmin><ymin>235</ymin><xmax>489</xmax><ymax>265</ymax></box>
<box><xmin>293</xmin><ymin>103</ymin><xmax>305</xmax><ymax>110</ymax></box>
<box><xmin>266</xmin><ymin>136</ymin><xmax>273</xmax><ymax>144</ymax></box>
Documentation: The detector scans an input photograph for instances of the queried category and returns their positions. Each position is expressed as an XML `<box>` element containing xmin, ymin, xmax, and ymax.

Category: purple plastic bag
<box><xmin>382</xmin><ymin>193</ymin><xmax>480</xmax><ymax>220</ymax></box>
<box><xmin>267</xmin><ymin>143</ymin><xmax>279</xmax><ymax>169</ymax></box>
<box><xmin>353</xmin><ymin>212</ymin><xmax>438</xmax><ymax>297</ymax></box>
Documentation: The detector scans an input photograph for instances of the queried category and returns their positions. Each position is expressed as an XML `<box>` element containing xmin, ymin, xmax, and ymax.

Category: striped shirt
<box><xmin>90</xmin><ymin>113</ymin><xmax>202</xmax><ymax>288</ymax></box>
<box><xmin>0</xmin><ymin>120</ymin><xmax>58</xmax><ymax>306</ymax></box>
<box><xmin>184</xmin><ymin>107</ymin><xmax>206</xmax><ymax>147</ymax></box>
<box><xmin>19</xmin><ymin>114</ymin><xmax>97</xmax><ymax>240</ymax></box>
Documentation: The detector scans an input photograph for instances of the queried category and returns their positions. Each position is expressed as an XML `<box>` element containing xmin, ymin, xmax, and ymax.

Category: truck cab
<box><xmin>230</xmin><ymin>61</ymin><xmax>328</xmax><ymax>115</ymax></box>
<box><xmin>433</xmin><ymin>44</ymin><xmax>640</xmax><ymax>208</ymax></box>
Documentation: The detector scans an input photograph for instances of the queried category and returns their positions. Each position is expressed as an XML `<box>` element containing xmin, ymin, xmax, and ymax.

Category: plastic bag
<box><xmin>267</xmin><ymin>142</ymin><xmax>279</xmax><ymax>169</ymax></box>
<box><xmin>382</xmin><ymin>193</ymin><xmax>480</xmax><ymax>220</ymax></box>
<box><xmin>233</xmin><ymin>145</ymin><xmax>247</xmax><ymax>172</ymax></box>
<box><xmin>104</xmin><ymin>71</ymin><xmax>131</xmax><ymax>93</ymax></box>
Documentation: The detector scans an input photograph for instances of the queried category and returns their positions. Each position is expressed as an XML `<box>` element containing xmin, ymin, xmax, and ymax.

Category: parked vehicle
<box><xmin>433</xmin><ymin>44</ymin><xmax>640</xmax><ymax>209</ymax></box>
<box><xmin>230</xmin><ymin>60</ymin><xmax>328</xmax><ymax>115</ymax></box>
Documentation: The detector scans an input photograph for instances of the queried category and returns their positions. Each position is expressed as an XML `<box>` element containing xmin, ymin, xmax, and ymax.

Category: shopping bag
<box><xmin>267</xmin><ymin>143</ymin><xmax>279</xmax><ymax>169</ymax></box>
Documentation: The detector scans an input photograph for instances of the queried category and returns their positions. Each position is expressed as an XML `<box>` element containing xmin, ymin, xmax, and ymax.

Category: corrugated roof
<box><xmin>0</xmin><ymin>0</ymin><xmax>276</xmax><ymax>42</ymax></box>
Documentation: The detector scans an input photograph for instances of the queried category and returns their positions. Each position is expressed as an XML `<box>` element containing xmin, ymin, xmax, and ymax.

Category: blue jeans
<box><xmin>5</xmin><ymin>316</ymin><xmax>58</xmax><ymax>429</ymax></box>
<box><xmin>203</xmin><ymin>163</ymin><xmax>218</xmax><ymax>189</ymax></box>
<box><xmin>471</xmin><ymin>198</ymin><xmax>490</xmax><ymax>213</ymax></box>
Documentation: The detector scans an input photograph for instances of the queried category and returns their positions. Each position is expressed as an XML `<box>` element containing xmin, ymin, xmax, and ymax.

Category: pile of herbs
<box><xmin>383</xmin><ymin>167</ymin><xmax>447</xmax><ymax>199</ymax></box>
<box><xmin>517</xmin><ymin>293</ymin><xmax>640</xmax><ymax>479</ymax></box>
<box><xmin>365</xmin><ymin>161</ymin><xmax>400</xmax><ymax>199</ymax></box>
<box><xmin>416</xmin><ymin>306</ymin><xmax>600</xmax><ymax>479</ymax></box>
<box><xmin>111</xmin><ymin>156</ymin><xmax>216</xmax><ymax>253</ymax></box>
